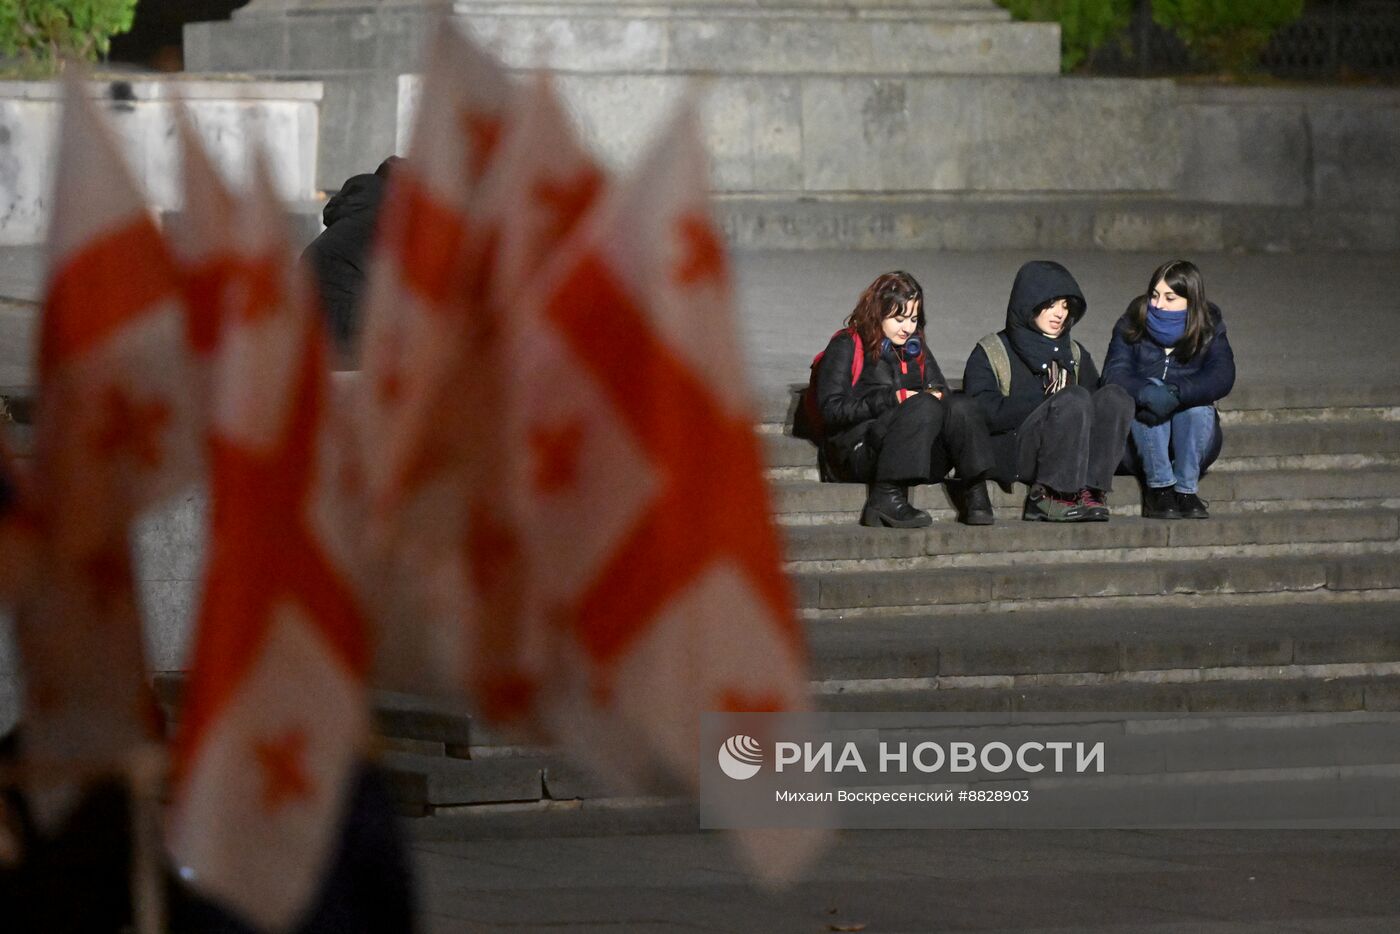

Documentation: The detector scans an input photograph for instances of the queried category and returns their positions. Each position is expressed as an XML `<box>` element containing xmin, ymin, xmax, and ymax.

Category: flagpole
<box><xmin>127</xmin><ymin>743</ymin><xmax>167</xmax><ymax>934</ymax></box>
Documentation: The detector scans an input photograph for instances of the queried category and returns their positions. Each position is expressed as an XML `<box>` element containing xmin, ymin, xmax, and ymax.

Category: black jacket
<box><xmin>814</xmin><ymin>329</ymin><xmax>949</xmax><ymax>481</ymax></box>
<box><xmin>301</xmin><ymin>173</ymin><xmax>387</xmax><ymax>355</ymax></box>
<box><xmin>1102</xmin><ymin>302</ymin><xmax>1236</xmax><ymax>409</ymax></box>
<box><xmin>963</xmin><ymin>261</ymin><xmax>1101</xmax><ymax>486</ymax></box>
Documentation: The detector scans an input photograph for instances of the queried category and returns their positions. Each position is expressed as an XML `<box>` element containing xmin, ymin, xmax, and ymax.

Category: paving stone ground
<box><xmin>409</xmin><ymin>827</ymin><xmax>1400</xmax><ymax>933</ymax></box>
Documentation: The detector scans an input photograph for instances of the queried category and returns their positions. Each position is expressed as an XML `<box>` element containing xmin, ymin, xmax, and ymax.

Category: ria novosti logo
<box><xmin>718</xmin><ymin>734</ymin><xmax>764</xmax><ymax>780</ymax></box>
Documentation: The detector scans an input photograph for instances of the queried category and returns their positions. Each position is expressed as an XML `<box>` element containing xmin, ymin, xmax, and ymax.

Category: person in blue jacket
<box><xmin>1102</xmin><ymin>260</ymin><xmax>1236</xmax><ymax>519</ymax></box>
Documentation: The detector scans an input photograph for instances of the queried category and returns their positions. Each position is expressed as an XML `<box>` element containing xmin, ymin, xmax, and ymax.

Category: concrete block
<box><xmin>1228</xmin><ymin>468</ymin><xmax>1400</xmax><ymax>501</ymax></box>
<box><xmin>1166</xmin><ymin>511</ymin><xmax>1399</xmax><ymax>549</ymax></box>
<box><xmin>1160</xmin><ymin>557</ymin><xmax>1327</xmax><ymax>597</ymax></box>
<box><xmin>380</xmin><ymin>752</ymin><xmax>544</xmax><ymax>806</ymax></box>
<box><xmin>1329</xmin><ymin>555</ymin><xmax>1400</xmax><ymax>592</ymax></box>
<box><xmin>1364</xmin><ymin>681</ymin><xmax>1400</xmax><ymax>711</ymax></box>
<box><xmin>1294</xmin><ymin>629</ymin><xmax>1400</xmax><ymax>667</ymax></box>
<box><xmin>134</xmin><ymin>492</ymin><xmax>208</xmax><ymax>583</ymax></box>
<box><xmin>1185</xmin><ymin>679</ymin><xmax>1365</xmax><ymax>714</ymax></box>
<box><xmin>938</xmin><ymin>638</ymin><xmax>1119</xmax><ymax>678</ymax></box>
<box><xmin>183</xmin><ymin>18</ymin><xmax>290</xmax><ymax>72</ymax></box>
<box><xmin>1310</xmin><ymin>104</ymin><xmax>1400</xmax><ymax>211</ymax></box>
<box><xmin>990</xmin><ymin>563</ymin><xmax>1162</xmax><ymax>602</ymax></box>
<box><xmin>1012</xmin><ymin>682</ymin><xmax>1190</xmax><ymax>713</ymax></box>
<box><xmin>0</xmin><ymin>79</ymin><xmax>321</xmax><ymax>245</ymax></box>
<box><xmin>926</xmin><ymin>520</ymin><xmax>1166</xmax><ymax>557</ymax></box>
<box><xmin>800</xmin><ymin>77</ymin><xmax>1177</xmax><ymax>194</ymax></box>
<box><xmin>817</xmin><ymin>568</ymin><xmax>991</xmax><ymax>609</ymax></box>
<box><xmin>374</xmin><ymin>693</ymin><xmax>475</xmax><ymax>746</ymax></box>
<box><xmin>821</xmin><ymin>687</ymin><xmax>1014</xmax><ymax>713</ymax></box>
<box><xmin>1092</xmin><ymin>209</ymin><xmax>1225</xmax><ymax>253</ymax></box>
<box><xmin>784</xmin><ymin>526</ymin><xmax>926</xmax><ymax>562</ymax></box>
<box><xmin>1120</xmin><ymin>631</ymin><xmax>1292</xmax><ymax>672</ymax></box>
<box><xmin>1178</xmin><ymin>104</ymin><xmax>1309</xmax><ymax>207</ymax></box>
<box><xmin>543</xmin><ymin>759</ymin><xmax>614</xmax><ymax>800</ymax></box>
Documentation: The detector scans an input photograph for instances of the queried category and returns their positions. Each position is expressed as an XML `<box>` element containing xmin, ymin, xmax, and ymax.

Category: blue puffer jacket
<box><xmin>1102</xmin><ymin>302</ymin><xmax>1236</xmax><ymax>409</ymax></box>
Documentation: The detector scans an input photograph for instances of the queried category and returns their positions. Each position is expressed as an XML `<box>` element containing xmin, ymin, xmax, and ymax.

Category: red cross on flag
<box><xmin>353</xmin><ymin>25</ymin><xmax>515</xmax><ymax>694</ymax></box>
<box><xmin>449</xmin><ymin>72</ymin><xmax>610</xmax><ymax>723</ymax></box>
<box><xmin>171</xmin><ymin>105</ymin><xmax>239</xmax><ymax>369</ymax></box>
<box><xmin>168</xmin><ymin>158</ymin><xmax>372</xmax><ymax>931</ymax></box>
<box><xmin>16</xmin><ymin>74</ymin><xmax>200</xmax><ymax>820</ymax></box>
<box><xmin>0</xmin><ymin>434</ymin><xmax>35</xmax><ymax>604</ymax></box>
<box><xmin>356</xmin><ymin>23</ymin><xmax>513</xmax><ymax>530</ymax></box>
<box><xmin>490</xmin><ymin>100</ymin><xmax>827</xmax><ymax>880</ymax></box>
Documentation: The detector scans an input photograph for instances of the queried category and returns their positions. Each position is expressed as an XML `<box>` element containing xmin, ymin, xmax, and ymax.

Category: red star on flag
<box><xmin>254</xmin><ymin>728</ymin><xmax>315</xmax><ymax>813</ymax></box>
<box><xmin>461</xmin><ymin>113</ymin><xmax>505</xmax><ymax>182</ymax></box>
<box><xmin>672</xmin><ymin>213</ymin><xmax>727</xmax><ymax>288</ymax></box>
<box><xmin>530</xmin><ymin>421</ymin><xmax>586</xmax><ymax>496</ymax></box>
<box><xmin>533</xmin><ymin>167</ymin><xmax>605</xmax><ymax>244</ymax></box>
<box><xmin>91</xmin><ymin>387</ymin><xmax>171</xmax><ymax>469</ymax></box>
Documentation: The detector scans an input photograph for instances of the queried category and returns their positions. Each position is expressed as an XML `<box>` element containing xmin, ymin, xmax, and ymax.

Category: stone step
<box><xmin>807</xmin><ymin>601</ymin><xmax>1400</xmax><ymax>684</ymax></box>
<box><xmin>771</xmin><ymin>467</ymin><xmax>1400</xmax><ymax>523</ymax></box>
<box><xmin>753</xmin><ymin>383</ymin><xmax>1400</xmax><ymax>427</ymax></box>
<box><xmin>714</xmin><ymin>195</ymin><xmax>1400</xmax><ymax>252</ymax></box>
<box><xmin>819</xmin><ymin>673</ymin><xmax>1400</xmax><ymax>714</ymax></box>
<box><xmin>782</xmin><ymin>509</ymin><xmax>1400</xmax><ymax>568</ymax></box>
<box><xmin>762</xmin><ymin>419</ymin><xmax>1400</xmax><ymax>472</ymax></box>
<box><xmin>794</xmin><ymin>551</ymin><xmax>1400</xmax><ymax>617</ymax></box>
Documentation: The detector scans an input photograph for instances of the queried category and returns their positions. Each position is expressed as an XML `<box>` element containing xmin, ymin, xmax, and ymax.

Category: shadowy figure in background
<box><xmin>301</xmin><ymin>156</ymin><xmax>403</xmax><ymax>364</ymax></box>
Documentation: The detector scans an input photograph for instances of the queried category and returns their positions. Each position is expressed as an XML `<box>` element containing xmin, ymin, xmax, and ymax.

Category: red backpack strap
<box><xmin>848</xmin><ymin>329</ymin><xmax>864</xmax><ymax>385</ymax></box>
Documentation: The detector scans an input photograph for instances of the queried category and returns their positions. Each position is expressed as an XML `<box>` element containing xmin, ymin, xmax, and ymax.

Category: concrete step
<box><xmin>819</xmin><ymin>673</ymin><xmax>1400</xmax><ymax>714</ymax></box>
<box><xmin>782</xmin><ymin>509</ymin><xmax>1400</xmax><ymax>569</ymax></box>
<box><xmin>714</xmin><ymin>195</ymin><xmax>1400</xmax><ymax>252</ymax></box>
<box><xmin>763</xmin><ymin>419</ymin><xmax>1400</xmax><ymax>478</ymax></box>
<box><xmin>808</xmin><ymin>601</ymin><xmax>1400</xmax><ymax>684</ymax></box>
<box><xmin>771</xmin><ymin>467</ymin><xmax>1400</xmax><ymax>524</ymax></box>
<box><xmin>794</xmin><ymin>551</ymin><xmax>1400</xmax><ymax>617</ymax></box>
<box><xmin>754</xmin><ymin>383</ymin><xmax>1400</xmax><ymax>431</ymax></box>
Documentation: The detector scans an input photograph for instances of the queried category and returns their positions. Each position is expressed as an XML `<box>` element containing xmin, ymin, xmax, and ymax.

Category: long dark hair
<box><xmin>1124</xmin><ymin>259</ymin><xmax>1214</xmax><ymax>361</ymax></box>
<box><xmin>844</xmin><ymin>271</ymin><xmax>924</xmax><ymax>357</ymax></box>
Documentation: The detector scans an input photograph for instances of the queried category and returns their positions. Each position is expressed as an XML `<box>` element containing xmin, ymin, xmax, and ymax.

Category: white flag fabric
<box><xmin>491</xmin><ymin>99</ymin><xmax>829</xmax><ymax>881</ymax></box>
<box><xmin>168</xmin><ymin>157</ymin><xmax>372</xmax><ymax>932</ymax></box>
<box><xmin>17</xmin><ymin>74</ymin><xmax>199</xmax><ymax>818</ymax></box>
<box><xmin>353</xmin><ymin>24</ymin><xmax>515</xmax><ymax>695</ymax></box>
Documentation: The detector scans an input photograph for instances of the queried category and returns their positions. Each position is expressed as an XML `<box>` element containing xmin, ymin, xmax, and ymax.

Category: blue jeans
<box><xmin>1130</xmin><ymin>385</ymin><xmax>1218</xmax><ymax>494</ymax></box>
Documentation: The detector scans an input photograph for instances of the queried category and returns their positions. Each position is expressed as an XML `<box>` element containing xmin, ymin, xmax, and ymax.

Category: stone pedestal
<box><xmin>0</xmin><ymin>78</ymin><xmax>321</xmax><ymax>246</ymax></box>
<box><xmin>185</xmin><ymin>0</ymin><xmax>1062</xmax><ymax>189</ymax></box>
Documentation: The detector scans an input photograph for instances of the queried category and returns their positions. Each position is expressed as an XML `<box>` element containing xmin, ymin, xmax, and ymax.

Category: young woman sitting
<box><xmin>1102</xmin><ymin>260</ymin><xmax>1236</xmax><ymax>519</ymax></box>
<box><xmin>963</xmin><ymin>260</ymin><xmax>1134</xmax><ymax>522</ymax></box>
<box><xmin>810</xmin><ymin>271</ymin><xmax>997</xmax><ymax>528</ymax></box>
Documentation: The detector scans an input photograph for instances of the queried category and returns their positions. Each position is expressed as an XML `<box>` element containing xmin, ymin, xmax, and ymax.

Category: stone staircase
<box><xmin>254</xmin><ymin>381</ymin><xmax>1400</xmax><ymax>826</ymax></box>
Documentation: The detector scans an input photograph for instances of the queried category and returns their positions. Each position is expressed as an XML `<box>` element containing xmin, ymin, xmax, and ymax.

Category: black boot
<box><xmin>953</xmin><ymin>479</ymin><xmax>995</xmax><ymax>526</ymax></box>
<box><xmin>861</xmin><ymin>482</ymin><xmax>932</xmax><ymax>529</ymax></box>
<box><xmin>1142</xmin><ymin>485</ymin><xmax>1182</xmax><ymax>520</ymax></box>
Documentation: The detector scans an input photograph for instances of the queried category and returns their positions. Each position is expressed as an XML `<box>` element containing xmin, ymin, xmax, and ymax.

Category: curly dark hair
<box><xmin>844</xmin><ymin>271</ymin><xmax>924</xmax><ymax>356</ymax></box>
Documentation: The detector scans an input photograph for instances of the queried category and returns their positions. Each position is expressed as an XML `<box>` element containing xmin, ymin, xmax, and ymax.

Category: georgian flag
<box><xmin>168</xmin><ymin>157</ymin><xmax>371</xmax><ymax>932</ymax></box>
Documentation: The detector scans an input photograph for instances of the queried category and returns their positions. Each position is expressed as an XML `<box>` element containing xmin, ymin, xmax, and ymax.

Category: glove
<box><xmin>1136</xmin><ymin>382</ymin><xmax>1180</xmax><ymax>423</ymax></box>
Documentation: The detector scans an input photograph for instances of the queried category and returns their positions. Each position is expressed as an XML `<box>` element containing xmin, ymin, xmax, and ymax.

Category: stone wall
<box><xmin>1177</xmin><ymin>84</ymin><xmax>1400</xmax><ymax>212</ymax></box>
<box><xmin>0</xmin><ymin>78</ymin><xmax>321</xmax><ymax>246</ymax></box>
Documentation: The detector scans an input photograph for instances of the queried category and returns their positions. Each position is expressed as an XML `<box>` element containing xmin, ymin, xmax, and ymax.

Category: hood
<box><xmin>322</xmin><ymin>173</ymin><xmax>385</xmax><ymax>226</ymax></box>
<box><xmin>1005</xmin><ymin>260</ymin><xmax>1087</xmax><ymax>333</ymax></box>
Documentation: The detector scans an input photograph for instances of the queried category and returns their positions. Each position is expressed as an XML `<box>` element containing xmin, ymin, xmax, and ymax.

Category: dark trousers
<box><xmin>1017</xmin><ymin>384</ymin><xmax>1133</xmax><ymax>493</ymax></box>
<box><xmin>868</xmin><ymin>393</ymin><xmax>997</xmax><ymax>485</ymax></box>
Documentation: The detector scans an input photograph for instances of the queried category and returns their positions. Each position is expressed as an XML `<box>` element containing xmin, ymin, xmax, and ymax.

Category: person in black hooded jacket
<box><xmin>962</xmin><ymin>260</ymin><xmax>1134</xmax><ymax>522</ymax></box>
<box><xmin>301</xmin><ymin>156</ymin><xmax>401</xmax><ymax>363</ymax></box>
<box><xmin>811</xmin><ymin>271</ymin><xmax>997</xmax><ymax>527</ymax></box>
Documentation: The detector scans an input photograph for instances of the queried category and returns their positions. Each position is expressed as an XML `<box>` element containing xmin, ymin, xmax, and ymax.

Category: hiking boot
<box><xmin>1022</xmin><ymin>484</ymin><xmax>1090</xmax><ymax>522</ymax></box>
<box><xmin>861</xmin><ymin>482</ymin><xmax>933</xmax><ymax>529</ymax></box>
<box><xmin>956</xmin><ymin>479</ymin><xmax>995</xmax><ymax>526</ymax></box>
<box><xmin>1175</xmin><ymin>490</ymin><xmax>1210</xmax><ymax>519</ymax></box>
<box><xmin>1077</xmin><ymin>487</ymin><xmax>1110</xmax><ymax>522</ymax></box>
<box><xmin>1142</xmin><ymin>485</ymin><xmax>1182</xmax><ymax>520</ymax></box>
